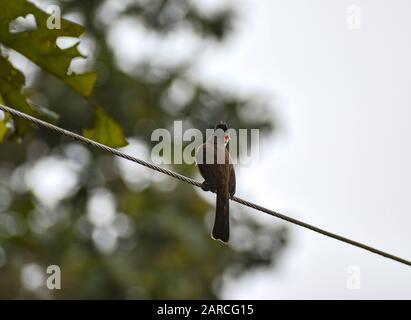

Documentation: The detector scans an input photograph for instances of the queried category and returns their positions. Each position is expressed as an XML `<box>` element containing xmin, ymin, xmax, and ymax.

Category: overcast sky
<box><xmin>192</xmin><ymin>0</ymin><xmax>411</xmax><ymax>299</ymax></box>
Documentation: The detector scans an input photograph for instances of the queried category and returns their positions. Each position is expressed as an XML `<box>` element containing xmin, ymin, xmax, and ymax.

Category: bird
<box><xmin>195</xmin><ymin>121</ymin><xmax>236</xmax><ymax>243</ymax></box>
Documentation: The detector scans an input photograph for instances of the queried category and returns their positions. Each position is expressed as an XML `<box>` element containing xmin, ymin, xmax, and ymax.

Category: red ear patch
<box><xmin>224</xmin><ymin>134</ymin><xmax>230</xmax><ymax>142</ymax></box>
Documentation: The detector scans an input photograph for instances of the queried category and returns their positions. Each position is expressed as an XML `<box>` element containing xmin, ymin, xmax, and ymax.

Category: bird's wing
<box><xmin>198</xmin><ymin>162</ymin><xmax>225</xmax><ymax>189</ymax></box>
<box><xmin>229</xmin><ymin>163</ymin><xmax>236</xmax><ymax>197</ymax></box>
<box><xmin>197</xmin><ymin>144</ymin><xmax>228</xmax><ymax>190</ymax></box>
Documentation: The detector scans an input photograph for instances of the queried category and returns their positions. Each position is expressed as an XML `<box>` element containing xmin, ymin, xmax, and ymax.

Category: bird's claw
<box><xmin>201</xmin><ymin>181</ymin><xmax>211</xmax><ymax>192</ymax></box>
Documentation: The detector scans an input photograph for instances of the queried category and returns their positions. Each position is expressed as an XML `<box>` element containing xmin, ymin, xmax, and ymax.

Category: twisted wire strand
<box><xmin>1</xmin><ymin>103</ymin><xmax>410</xmax><ymax>268</ymax></box>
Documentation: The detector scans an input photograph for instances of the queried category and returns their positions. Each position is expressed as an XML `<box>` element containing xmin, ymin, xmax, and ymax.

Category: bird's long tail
<box><xmin>212</xmin><ymin>188</ymin><xmax>230</xmax><ymax>242</ymax></box>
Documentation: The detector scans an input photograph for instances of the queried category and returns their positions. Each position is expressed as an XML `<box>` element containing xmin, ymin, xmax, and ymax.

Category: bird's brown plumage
<box><xmin>197</xmin><ymin>137</ymin><xmax>236</xmax><ymax>242</ymax></box>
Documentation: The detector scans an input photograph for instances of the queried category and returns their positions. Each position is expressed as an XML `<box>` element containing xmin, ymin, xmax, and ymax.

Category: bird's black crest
<box><xmin>215</xmin><ymin>121</ymin><xmax>228</xmax><ymax>132</ymax></box>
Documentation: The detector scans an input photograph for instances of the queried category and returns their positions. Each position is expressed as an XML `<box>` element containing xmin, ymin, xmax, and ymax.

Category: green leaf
<box><xmin>0</xmin><ymin>95</ymin><xmax>11</xmax><ymax>142</ymax></box>
<box><xmin>0</xmin><ymin>53</ymin><xmax>36</xmax><ymax>138</ymax></box>
<box><xmin>0</xmin><ymin>0</ymin><xmax>97</xmax><ymax>97</ymax></box>
<box><xmin>84</xmin><ymin>107</ymin><xmax>128</xmax><ymax>148</ymax></box>
<box><xmin>0</xmin><ymin>112</ymin><xmax>11</xmax><ymax>142</ymax></box>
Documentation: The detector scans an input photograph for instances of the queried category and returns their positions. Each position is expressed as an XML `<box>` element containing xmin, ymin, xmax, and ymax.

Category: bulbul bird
<box><xmin>195</xmin><ymin>122</ymin><xmax>236</xmax><ymax>243</ymax></box>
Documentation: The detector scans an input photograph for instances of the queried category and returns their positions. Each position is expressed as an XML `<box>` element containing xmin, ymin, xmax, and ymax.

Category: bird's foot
<box><xmin>201</xmin><ymin>181</ymin><xmax>217</xmax><ymax>193</ymax></box>
<box><xmin>201</xmin><ymin>181</ymin><xmax>211</xmax><ymax>192</ymax></box>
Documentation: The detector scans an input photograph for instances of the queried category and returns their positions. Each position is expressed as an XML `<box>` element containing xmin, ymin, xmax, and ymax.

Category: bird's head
<box><xmin>214</xmin><ymin>121</ymin><xmax>230</xmax><ymax>145</ymax></box>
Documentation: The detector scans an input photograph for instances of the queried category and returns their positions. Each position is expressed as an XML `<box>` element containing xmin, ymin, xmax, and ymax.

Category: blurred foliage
<box><xmin>83</xmin><ymin>106</ymin><xmax>128</xmax><ymax>148</ymax></box>
<box><xmin>0</xmin><ymin>0</ymin><xmax>120</xmax><ymax>145</ymax></box>
<box><xmin>0</xmin><ymin>0</ymin><xmax>287</xmax><ymax>299</ymax></box>
<box><xmin>0</xmin><ymin>52</ymin><xmax>36</xmax><ymax>138</ymax></box>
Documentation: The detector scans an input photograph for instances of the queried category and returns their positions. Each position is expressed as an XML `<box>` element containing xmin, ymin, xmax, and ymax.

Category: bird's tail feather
<box><xmin>212</xmin><ymin>190</ymin><xmax>229</xmax><ymax>242</ymax></box>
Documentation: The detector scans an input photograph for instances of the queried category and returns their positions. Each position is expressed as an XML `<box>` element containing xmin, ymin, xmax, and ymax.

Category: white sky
<box><xmin>194</xmin><ymin>0</ymin><xmax>411</xmax><ymax>299</ymax></box>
